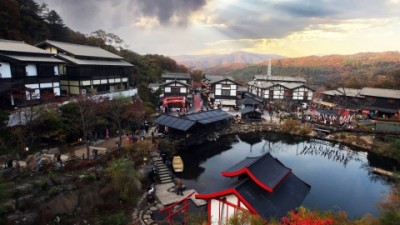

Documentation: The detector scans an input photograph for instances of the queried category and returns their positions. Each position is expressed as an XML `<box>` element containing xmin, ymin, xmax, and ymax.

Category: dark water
<box><xmin>176</xmin><ymin>133</ymin><xmax>397</xmax><ymax>218</ymax></box>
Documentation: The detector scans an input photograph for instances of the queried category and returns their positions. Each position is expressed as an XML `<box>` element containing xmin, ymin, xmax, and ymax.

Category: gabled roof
<box><xmin>183</xmin><ymin>109</ymin><xmax>232</xmax><ymax>125</ymax></box>
<box><xmin>161</xmin><ymin>72</ymin><xmax>191</xmax><ymax>80</ymax></box>
<box><xmin>6</xmin><ymin>55</ymin><xmax>64</xmax><ymax>63</ymax></box>
<box><xmin>361</xmin><ymin>87</ymin><xmax>400</xmax><ymax>99</ymax></box>
<box><xmin>196</xmin><ymin>153</ymin><xmax>311</xmax><ymax>220</ymax></box>
<box><xmin>240</xmin><ymin>107</ymin><xmax>263</xmax><ymax>114</ymax></box>
<box><xmin>253</xmin><ymin>74</ymin><xmax>306</xmax><ymax>83</ymax></box>
<box><xmin>57</xmin><ymin>54</ymin><xmax>132</xmax><ymax>66</ymax></box>
<box><xmin>203</xmin><ymin>74</ymin><xmax>238</xmax><ymax>84</ymax></box>
<box><xmin>0</xmin><ymin>39</ymin><xmax>54</xmax><ymax>55</ymax></box>
<box><xmin>36</xmin><ymin>40</ymin><xmax>122</xmax><ymax>59</ymax></box>
<box><xmin>222</xmin><ymin>153</ymin><xmax>291</xmax><ymax>192</ymax></box>
<box><xmin>154</xmin><ymin>115</ymin><xmax>195</xmax><ymax>131</ymax></box>
<box><xmin>236</xmin><ymin>173</ymin><xmax>311</xmax><ymax>219</ymax></box>
<box><xmin>159</xmin><ymin>80</ymin><xmax>191</xmax><ymax>87</ymax></box>
<box><xmin>240</xmin><ymin>98</ymin><xmax>262</xmax><ymax>106</ymax></box>
<box><xmin>154</xmin><ymin>109</ymin><xmax>232</xmax><ymax>131</ymax></box>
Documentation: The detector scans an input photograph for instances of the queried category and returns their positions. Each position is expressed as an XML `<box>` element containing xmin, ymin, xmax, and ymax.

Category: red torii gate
<box><xmin>159</xmin><ymin>191</ymin><xmax>195</xmax><ymax>225</ymax></box>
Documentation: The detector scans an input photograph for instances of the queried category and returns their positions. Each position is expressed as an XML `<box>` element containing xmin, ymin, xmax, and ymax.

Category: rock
<box><xmin>51</xmin><ymin>175</ymin><xmax>74</xmax><ymax>185</ymax></box>
<box><xmin>16</xmin><ymin>194</ymin><xmax>37</xmax><ymax>210</ymax></box>
<box><xmin>7</xmin><ymin>211</ymin><xmax>39</xmax><ymax>225</ymax></box>
<box><xmin>62</xmin><ymin>184</ymin><xmax>77</xmax><ymax>191</ymax></box>
<box><xmin>3</xmin><ymin>199</ymin><xmax>16</xmax><ymax>211</ymax></box>
<box><xmin>39</xmin><ymin>191</ymin><xmax>79</xmax><ymax>216</ymax></box>
<box><xmin>48</xmin><ymin>147</ymin><xmax>60</xmax><ymax>154</ymax></box>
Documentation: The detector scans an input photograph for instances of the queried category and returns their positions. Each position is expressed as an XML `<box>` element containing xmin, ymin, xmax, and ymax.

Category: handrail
<box><xmin>159</xmin><ymin>191</ymin><xmax>195</xmax><ymax>213</ymax></box>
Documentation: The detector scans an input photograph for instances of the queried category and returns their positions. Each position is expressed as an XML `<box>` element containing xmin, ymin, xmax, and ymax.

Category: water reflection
<box><xmin>299</xmin><ymin>139</ymin><xmax>365</xmax><ymax>167</ymax></box>
<box><xmin>177</xmin><ymin>132</ymin><xmax>398</xmax><ymax>218</ymax></box>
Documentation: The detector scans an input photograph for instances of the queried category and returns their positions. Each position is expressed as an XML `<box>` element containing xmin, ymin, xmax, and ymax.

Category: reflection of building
<box><xmin>196</xmin><ymin>153</ymin><xmax>310</xmax><ymax>224</ymax></box>
<box><xmin>36</xmin><ymin>40</ymin><xmax>133</xmax><ymax>95</ymax></box>
<box><xmin>321</xmin><ymin>87</ymin><xmax>400</xmax><ymax>116</ymax></box>
<box><xmin>0</xmin><ymin>39</ymin><xmax>64</xmax><ymax>109</ymax></box>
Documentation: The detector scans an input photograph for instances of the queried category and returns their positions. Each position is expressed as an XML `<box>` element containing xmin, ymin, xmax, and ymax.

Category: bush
<box><xmin>281</xmin><ymin>119</ymin><xmax>300</xmax><ymax>133</ymax></box>
<box><xmin>102</xmin><ymin>212</ymin><xmax>128</xmax><ymax>225</ymax></box>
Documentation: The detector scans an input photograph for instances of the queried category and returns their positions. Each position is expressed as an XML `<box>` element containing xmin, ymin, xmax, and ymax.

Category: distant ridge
<box><xmin>171</xmin><ymin>51</ymin><xmax>284</xmax><ymax>70</ymax></box>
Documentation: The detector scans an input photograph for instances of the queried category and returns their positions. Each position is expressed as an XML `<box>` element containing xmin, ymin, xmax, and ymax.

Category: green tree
<box><xmin>104</xmin><ymin>159</ymin><xmax>141</xmax><ymax>202</ymax></box>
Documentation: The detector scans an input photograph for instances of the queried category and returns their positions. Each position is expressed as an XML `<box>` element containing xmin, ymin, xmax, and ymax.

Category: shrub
<box><xmin>279</xmin><ymin>206</ymin><xmax>334</xmax><ymax>225</ymax></box>
<box><xmin>102</xmin><ymin>212</ymin><xmax>128</xmax><ymax>225</ymax></box>
<box><xmin>281</xmin><ymin>119</ymin><xmax>300</xmax><ymax>133</ymax></box>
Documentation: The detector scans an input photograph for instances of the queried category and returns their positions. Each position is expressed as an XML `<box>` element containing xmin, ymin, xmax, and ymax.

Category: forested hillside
<box><xmin>0</xmin><ymin>0</ymin><xmax>189</xmax><ymax>88</ymax></box>
<box><xmin>219</xmin><ymin>52</ymin><xmax>400</xmax><ymax>89</ymax></box>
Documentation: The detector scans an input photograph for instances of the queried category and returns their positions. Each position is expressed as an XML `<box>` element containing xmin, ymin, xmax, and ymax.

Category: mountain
<box><xmin>171</xmin><ymin>51</ymin><xmax>284</xmax><ymax>71</ymax></box>
<box><xmin>223</xmin><ymin>51</ymin><xmax>400</xmax><ymax>89</ymax></box>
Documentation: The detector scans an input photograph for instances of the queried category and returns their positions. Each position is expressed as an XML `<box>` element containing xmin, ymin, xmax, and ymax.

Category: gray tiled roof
<box><xmin>361</xmin><ymin>87</ymin><xmax>400</xmax><ymax>99</ymax></box>
<box><xmin>253</xmin><ymin>74</ymin><xmax>306</xmax><ymax>83</ymax></box>
<box><xmin>58</xmin><ymin>54</ymin><xmax>132</xmax><ymax>66</ymax></box>
<box><xmin>37</xmin><ymin>40</ymin><xmax>123</xmax><ymax>59</ymax></box>
<box><xmin>161</xmin><ymin>72</ymin><xmax>191</xmax><ymax>80</ymax></box>
<box><xmin>7</xmin><ymin>55</ymin><xmax>64</xmax><ymax>63</ymax></box>
<box><xmin>0</xmin><ymin>39</ymin><xmax>53</xmax><ymax>55</ymax></box>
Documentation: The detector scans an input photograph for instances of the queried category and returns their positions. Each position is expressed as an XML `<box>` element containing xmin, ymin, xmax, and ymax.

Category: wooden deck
<box><xmin>155</xmin><ymin>183</ymin><xmax>206</xmax><ymax>207</ymax></box>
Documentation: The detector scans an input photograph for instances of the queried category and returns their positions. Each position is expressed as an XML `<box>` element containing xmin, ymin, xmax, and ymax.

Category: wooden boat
<box><xmin>172</xmin><ymin>156</ymin><xmax>184</xmax><ymax>172</ymax></box>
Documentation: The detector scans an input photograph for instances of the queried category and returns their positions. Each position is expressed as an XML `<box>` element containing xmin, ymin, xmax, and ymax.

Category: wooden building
<box><xmin>36</xmin><ymin>40</ymin><xmax>133</xmax><ymax>96</ymax></box>
<box><xmin>0</xmin><ymin>39</ymin><xmax>64</xmax><ymax>109</ymax></box>
<box><xmin>195</xmin><ymin>153</ymin><xmax>310</xmax><ymax>224</ymax></box>
<box><xmin>159</xmin><ymin>72</ymin><xmax>192</xmax><ymax>112</ymax></box>
<box><xmin>321</xmin><ymin>87</ymin><xmax>400</xmax><ymax>116</ymax></box>
<box><xmin>154</xmin><ymin>109</ymin><xmax>232</xmax><ymax>146</ymax></box>
<box><xmin>202</xmin><ymin>75</ymin><xmax>243</xmax><ymax>108</ymax></box>
<box><xmin>240</xmin><ymin>107</ymin><xmax>263</xmax><ymax>122</ymax></box>
<box><xmin>248</xmin><ymin>75</ymin><xmax>314</xmax><ymax>105</ymax></box>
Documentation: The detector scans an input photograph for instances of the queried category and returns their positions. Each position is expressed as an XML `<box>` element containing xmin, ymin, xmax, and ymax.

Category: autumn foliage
<box><xmin>279</xmin><ymin>207</ymin><xmax>334</xmax><ymax>225</ymax></box>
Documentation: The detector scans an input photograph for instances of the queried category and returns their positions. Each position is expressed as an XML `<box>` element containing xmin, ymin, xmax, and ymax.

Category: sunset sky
<box><xmin>37</xmin><ymin>0</ymin><xmax>400</xmax><ymax>57</ymax></box>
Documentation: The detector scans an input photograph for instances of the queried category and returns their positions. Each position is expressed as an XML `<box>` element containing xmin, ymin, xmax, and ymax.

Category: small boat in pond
<box><xmin>172</xmin><ymin>156</ymin><xmax>184</xmax><ymax>172</ymax></box>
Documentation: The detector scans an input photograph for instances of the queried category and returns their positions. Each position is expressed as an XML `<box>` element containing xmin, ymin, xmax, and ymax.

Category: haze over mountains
<box><xmin>170</xmin><ymin>51</ymin><xmax>283</xmax><ymax>71</ymax></box>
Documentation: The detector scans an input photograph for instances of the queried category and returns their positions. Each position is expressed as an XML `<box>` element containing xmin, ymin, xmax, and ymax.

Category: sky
<box><xmin>36</xmin><ymin>0</ymin><xmax>400</xmax><ymax>57</ymax></box>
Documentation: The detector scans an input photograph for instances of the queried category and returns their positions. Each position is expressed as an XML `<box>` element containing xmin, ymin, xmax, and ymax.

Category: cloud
<box><xmin>36</xmin><ymin>0</ymin><xmax>208</xmax><ymax>32</ymax></box>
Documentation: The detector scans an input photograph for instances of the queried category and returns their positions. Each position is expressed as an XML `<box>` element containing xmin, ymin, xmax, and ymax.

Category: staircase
<box><xmin>152</xmin><ymin>154</ymin><xmax>174</xmax><ymax>184</ymax></box>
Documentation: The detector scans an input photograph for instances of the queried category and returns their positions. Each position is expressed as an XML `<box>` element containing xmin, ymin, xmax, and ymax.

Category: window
<box><xmin>388</xmin><ymin>99</ymin><xmax>396</xmax><ymax>104</ymax></box>
<box><xmin>171</xmin><ymin>87</ymin><xmax>181</xmax><ymax>93</ymax></box>
<box><xmin>221</xmin><ymin>89</ymin><xmax>230</xmax><ymax>96</ymax></box>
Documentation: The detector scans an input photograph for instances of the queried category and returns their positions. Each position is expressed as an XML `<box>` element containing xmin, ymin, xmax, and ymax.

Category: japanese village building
<box><xmin>0</xmin><ymin>39</ymin><xmax>64</xmax><ymax>109</ymax></box>
<box><xmin>154</xmin><ymin>109</ymin><xmax>232</xmax><ymax>146</ymax></box>
<box><xmin>195</xmin><ymin>153</ymin><xmax>311</xmax><ymax>224</ymax></box>
<box><xmin>159</xmin><ymin>72</ymin><xmax>192</xmax><ymax>112</ymax></box>
<box><xmin>36</xmin><ymin>40</ymin><xmax>133</xmax><ymax>96</ymax></box>
<box><xmin>247</xmin><ymin>61</ymin><xmax>314</xmax><ymax>107</ymax></box>
<box><xmin>248</xmin><ymin>75</ymin><xmax>314</xmax><ymax>105</ymax></box>
<box><xmin>321</xmin><ymin>87</ymin><xmax>400</xmax><ymax>116</ymax></box>
<box><xmin>202</xmin><ymin>75</ymin><xmax>243</xmax><ymax>108</ymax></box>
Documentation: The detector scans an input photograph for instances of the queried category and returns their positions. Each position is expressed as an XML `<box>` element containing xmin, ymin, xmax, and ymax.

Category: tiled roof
<box><xmin>361</xmin><ymin>87</ymin><xmax>400</xmax><ymax>99</ymax></box>
<box><xmin>37</xmin><ymin>40</ymin><xmax>123</xmax><ymax>59</ymax></box>
<box><xmin>237</xmin><ymin>173</ymin><xmax>311</xmax><ymax>220</ymax></box>
<box><xmin>159</xmin><ymin>80</ymin><xmax>191</xmax><ymax>87</ymax></box>
<box><xmin>58</xmin><ymin>54</ymin><xmax>132</xmax><ymax>66</ymax></box>
<box><xmin>7</xmin><ymin>55</ymin><xmax>64</xmax><ymax>63</ymax></box>
<box><xmin>154</xmin><ymin>115</ymin><xmax>195</xmax><ymax>131</ymax></box>
<box><xmin>253</xmin><ymin>75</ymin><xmax>306</xmax><ymax>83</ymax></box>
<box><xmin>0</xmin><ymin>39</ymin><xmax>53</xmax><ymax>55</ymax></box>
<box><xmin>161</xmin><ymin>72</ymin><xmax>191</xmax><ymax>80</ymax></box>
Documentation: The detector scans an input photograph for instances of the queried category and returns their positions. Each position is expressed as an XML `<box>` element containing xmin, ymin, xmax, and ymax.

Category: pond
<box><xmin>176</xmin><ymin>132</ymin><xmax>398</xmax><ymax>219</ymax></box>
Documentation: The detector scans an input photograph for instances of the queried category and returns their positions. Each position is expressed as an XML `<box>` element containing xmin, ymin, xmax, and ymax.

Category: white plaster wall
<box><xmin>180</xmin><ymin>87</ymin><xmax>187</xmax><ymax>93</ymax></box>
<box><xmin>81</xmin><ymin>80</ymin><xmax>91</xmax><ymax>86</ymax></box>
<box><xmin>53</xmin><ymin>87</ymin><xmax>60</xmax><ymax>96</ymax></box>
<box><xmin>101</xmin><ymin>79</ymin><xmax>108</xmax><ymax>84</ymax></box>
<box><xmin>165</xmin><ymin>87</ymin><xmax>171</xmax><ymax>93</ymax></box>
<box><xmin>26</xmin><ymin>64</ymin><xmax>37</xmax><ymax>76</ymax></box>
<box><xmin>0</xmin><ymin>62</ymin><xmax>12</xmax><ymax>78</ymax></box>
<box><xmin>53</xmin><ymin>65</ymin><xmax>59</xmax><ymax>75</ymax></box>
<box><xmin>209</xmin><ymin>194</ymin><xmax>248</xmax><ymax>225</ymax></box>
<box><xmin>93</xmin><ymin>80</ymin><xmax>101</xmax><ymax>85</ymax></box>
